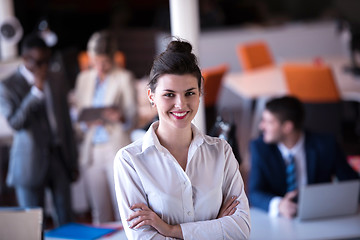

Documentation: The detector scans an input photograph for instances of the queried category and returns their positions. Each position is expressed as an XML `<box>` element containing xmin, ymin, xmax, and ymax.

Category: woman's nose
<box><xmin>174</xmin><ymin>96</ymin><xmax>185</xmax><ymax>108</ymax></box>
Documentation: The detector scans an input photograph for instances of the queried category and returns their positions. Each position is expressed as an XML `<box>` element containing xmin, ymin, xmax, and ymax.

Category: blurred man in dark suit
<box><xmin>249</xmin><ymin>96</ymin><xmax>359</xmax><ymax>218</ymax></box>
<box><xmin>0</xmin><ymin>33</ymin><xmax>78</xmax><ymax>226</ymax></box>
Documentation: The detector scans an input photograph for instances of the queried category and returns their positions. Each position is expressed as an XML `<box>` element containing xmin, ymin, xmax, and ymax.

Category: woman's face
<box><xmin>148</xmin><ymin>74</ymin><xmax>200</xmax><ymax>130</ymax></box>
<box><xmin>91</xmin><ymin>54</ymin><xmax>113</xmax><ymax>78</ymax></box>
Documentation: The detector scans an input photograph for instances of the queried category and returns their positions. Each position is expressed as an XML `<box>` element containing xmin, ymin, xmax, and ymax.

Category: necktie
<box><xmin>286</xmin><ymin>154</ymin><xmax>297</xmax><ymax>192</ymax></box>
<box><xmin>44</xmin><ymin>82</ymin><xmax>60</xmax><ymax>144</ymax></box>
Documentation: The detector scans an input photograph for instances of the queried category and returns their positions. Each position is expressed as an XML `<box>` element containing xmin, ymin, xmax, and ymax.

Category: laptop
<box><xmin>297</xmin><ymin>180</ymin><xmax>360</xmax><ymax>221</ymax></box>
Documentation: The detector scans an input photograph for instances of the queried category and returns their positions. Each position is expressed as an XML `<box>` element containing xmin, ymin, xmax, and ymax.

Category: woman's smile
<box><xmin>171</xmin><ymin>111</ymin><xmax>189</xmax><ymax>119</ymax></box>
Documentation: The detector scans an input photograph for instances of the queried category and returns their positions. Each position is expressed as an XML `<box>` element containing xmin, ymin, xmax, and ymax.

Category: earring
<box><xmin>150</xmin><ymin>101</ymin><xmax>154</xmax><ymax>106</ymax></box>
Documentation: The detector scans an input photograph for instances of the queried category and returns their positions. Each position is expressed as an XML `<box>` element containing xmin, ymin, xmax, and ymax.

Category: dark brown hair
<box><xmin>266</xmin><ymin>95</ymin><xmax>305</xmax><ymax>130</ymax></box>
<box><xmin>148</xmin><ymin>39</ymin><xmax>202</xmax><ymax>92</ymax></box>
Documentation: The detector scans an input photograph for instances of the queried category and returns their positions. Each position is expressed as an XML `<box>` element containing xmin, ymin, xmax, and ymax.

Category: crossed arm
<box><xmin>114</xmin><ymin>144</ymin><xmax>251</xmax><ymax>240</ymax></box>
<box><xmin>126</xmin><ymin>196</ymin><xmax>240</xmax><ymax>239</ymax></box>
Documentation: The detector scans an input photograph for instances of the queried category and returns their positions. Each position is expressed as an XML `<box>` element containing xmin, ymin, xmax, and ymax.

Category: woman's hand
<box><xmin>86</xmin><ymin>119</ymin><xmax>103</xmax><ymax>127</ymax></box>
<box><xmin>127</xmin><ymin>203</ymin><xmax>183</xmax><ymax>239</ymax></box>
<box><xmin>217</xmin><ymin>196</ymin><xmax>239</xmax><ymax>218</ymax></box>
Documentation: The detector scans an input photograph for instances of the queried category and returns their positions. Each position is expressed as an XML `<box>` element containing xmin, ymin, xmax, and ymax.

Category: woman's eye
<box><xmin>185</xmin><ymin>92</ymin><xmax>195</xmax><ymax>96</ymax></box>
<box><xmin>164</xmin><ymin>93</ymin><xmax>174</xmax><ymax>97</ymax></box>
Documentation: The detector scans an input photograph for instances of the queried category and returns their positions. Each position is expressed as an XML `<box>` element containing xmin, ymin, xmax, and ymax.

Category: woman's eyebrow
<box><xmin>185</xmin><ymin>87</ymin><xmax>197</xmax><ymax>92</ymax></box>
<box><xmin>162</xmin><ymin>89</ymin><xmax>175</xmax><ymax>92</ymax></box>
<box><xmin>162</xmin><ymin>87</ymin><xmax>197</xmax><ymax>92</ymax></box>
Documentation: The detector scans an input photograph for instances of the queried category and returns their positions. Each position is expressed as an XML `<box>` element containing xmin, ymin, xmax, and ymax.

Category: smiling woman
<box><xmin>148</xmin><ymin>73</ymin><xmax>200</xmax><ymax>131</ymax></box>
<box><xmin>114</xmin><ymin>39</ymin><xmax>251</xmax><ymax>240</ymax></box>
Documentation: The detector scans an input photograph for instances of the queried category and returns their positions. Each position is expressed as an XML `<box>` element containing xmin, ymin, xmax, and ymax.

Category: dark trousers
<box><xmin>15</xmin><ymin>147</ymin><xmax>73</xmax><ymax>228</ymax></box>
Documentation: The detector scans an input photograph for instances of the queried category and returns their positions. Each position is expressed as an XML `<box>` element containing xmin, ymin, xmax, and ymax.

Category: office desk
<box><xmin>46</xmin><ymin>209</ymin><xmax>360</xmax><ymax>240</ymax></box>
<box><xmin>250</xmin><ymin>207</ymin><xmax>360</xmax><ymax>240</ymax></box>
<box><xmin>98</xmin><ymin>228</ymin><xmax>127</xmax><ymax>240</ymax></box>
<box><xmin>224</xmin><ymin>57</ymin><xmax>360</xmax><ymax>159</ymax></box>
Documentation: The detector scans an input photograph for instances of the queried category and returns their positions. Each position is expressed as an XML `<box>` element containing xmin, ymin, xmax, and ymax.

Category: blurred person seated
<box><xmin>249</xmin><ymin>96</ymin><xmax>359</xmax><ymax>219</ymax></box>
<box><xmin>0</xmin><ymin>33</ymin><xmax>79</xmax><ymax>227</ymax></box>
<box><xmin>72</xmin><ymin>30</ymin><xmax>137</xmax><ymax>224</ymax></box>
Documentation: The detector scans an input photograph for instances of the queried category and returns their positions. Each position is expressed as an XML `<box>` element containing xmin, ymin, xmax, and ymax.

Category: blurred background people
<box><xmin>249</xmin><ymin>95</ymin><xmax>359</xmax><ymax>219</ymax></box>
<box><xmin>72</xmin><ymin>30</ymin><xmax>137</xmax><ymax>224</ymax></box>
<box><xmin>0</xmin><ymin>33</ymin><xmax>79</xmax><ymax>227</ymax></box>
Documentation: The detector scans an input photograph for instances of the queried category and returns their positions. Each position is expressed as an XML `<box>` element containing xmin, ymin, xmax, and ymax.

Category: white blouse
<box><xmin>114</xmin><ymin>122</ymin><xmax>251</xmax><ymax>239</ymax></box>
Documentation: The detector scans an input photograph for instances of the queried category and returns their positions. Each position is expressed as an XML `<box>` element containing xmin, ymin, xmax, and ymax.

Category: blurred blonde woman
<box><xmin>74</xmin><ymin>30</ymin><xmax>137</xmax><ymax>223</ymax></box>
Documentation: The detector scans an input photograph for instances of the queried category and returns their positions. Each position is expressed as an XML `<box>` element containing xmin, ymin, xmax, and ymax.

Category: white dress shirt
<box><xmin>19</xmin><ymin>64</ymin><xmax>44</xmax><ymax>99</ymax></box>
<box><xmin>114</xmin><ymin>122</ymin><xmax>251</xmax><ymax>240</ymax></box>
<box><xmin>268</xmin><ymin>134</ymin><xmax>307</xmax><ymax>217</ymax></box>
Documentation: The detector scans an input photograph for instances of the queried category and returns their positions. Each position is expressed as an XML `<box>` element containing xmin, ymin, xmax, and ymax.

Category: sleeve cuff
<box><xmin>269</xmin><ymin>196</ymin><xmax>282</xmax><ymax>217</ymax></box>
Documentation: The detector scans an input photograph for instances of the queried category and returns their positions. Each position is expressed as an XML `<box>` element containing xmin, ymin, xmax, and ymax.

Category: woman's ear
<box><xmin>147</xmin><ymin>88</ymin><xmax>155</xmax><ymax>106</ymax></box>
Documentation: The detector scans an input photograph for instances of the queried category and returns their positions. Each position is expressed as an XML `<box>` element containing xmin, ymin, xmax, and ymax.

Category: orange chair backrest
<box><xmin>202</xmin><ymin>64</ymin><xmax>229</xmax><ymax>107</ymax></box>
<box><xmin>77</xmin><ymin>51</ymin><xmax>126</xmax><ymax>71</ymax></box>
<box><xmin>282</xmin><ymin>63</ymin><xmax>340</xmax><ymax>103</ymax></box>
<box><xmin>237</xmin><ymin>41</ymin><xmax>273</xmax><ymax>71</ymax></box>
<box><xmin>78</xmin><ymin>51</ymin><xmax>90</xmax><ymax>71</ymax></box>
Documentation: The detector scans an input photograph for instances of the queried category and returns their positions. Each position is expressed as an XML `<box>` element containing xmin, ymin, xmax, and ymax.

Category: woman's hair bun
<box><xmin>166</xmin><ymin>40</ymin><xmax>192</xmax><ymax>54</ymax></box>
<box><xmin>148</xmin><ymin>38</ymin><xmax>202</xmax><ymax>92</ymax></box>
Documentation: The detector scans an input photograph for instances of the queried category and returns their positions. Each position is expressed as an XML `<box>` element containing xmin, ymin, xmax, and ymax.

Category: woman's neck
<box><xmin>156</xmin><ymin>123</ymin><xmax>193</xmax><ymax>151</ymax></box>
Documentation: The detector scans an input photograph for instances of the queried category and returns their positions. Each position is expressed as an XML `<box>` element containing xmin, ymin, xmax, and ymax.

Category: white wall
<box><xmin>197</xmin><ymin>20</ymin><xmax>350</xmax><ymax>71</ymax></box>
<box><xmin>156</xmin><ymin>20</ymin><xmax>350</xmax><ymax>73</ymax></box>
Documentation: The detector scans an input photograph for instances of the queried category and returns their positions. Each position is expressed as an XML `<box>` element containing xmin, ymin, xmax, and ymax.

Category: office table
<box><xmin>250</xmin><ymin>207</ymin><xmax>360</xmax><ymax>240</ymax></box>
<box><xmin>223</xmin><ymin>56</ymin><xmax>360</xmax><ymax>160</ymax></box>
<box><xmin>45</xmin><ymin>208</ymin><xmax>360</xmax><ymax>240</ymax></box>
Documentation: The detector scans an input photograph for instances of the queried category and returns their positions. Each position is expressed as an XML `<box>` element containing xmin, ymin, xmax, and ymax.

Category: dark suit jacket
<box><xmin>0</xmin><ymin>68</ymin><xmax>78</xmax><ymax>188</ymax></box>
<box><xmin>249</xmin><ymin>131</ymin><xmax>359</xmax><ymax>212</ymax></box>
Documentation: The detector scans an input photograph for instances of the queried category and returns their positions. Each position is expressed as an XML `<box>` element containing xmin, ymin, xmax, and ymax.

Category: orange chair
<box><xmin>282</xmin><ymin>63</ymin><xmax>340</xmax><ymax>102</ymax></box>
<box><xmin>202</xmin><ymin>64</ymin><xmax>229</xmax><ymax>107</ymax></box>
<box><xmin>236</xmin><ymin>41</ymin><xmax>274</xmax><ymax>71</ymax></box>
<box><xmin>282</xmin><ymin>63</ymin><xmax>342</xmax><ymax>137</ymax></box>
<box><xmin>202</xmin><ymin>64</ymin><xmax>229</xmax><ymax>132</ymax></box>
<box><xmin>77</xmin><ymin>51</ymin><xmax>126</xmax><ymax>71</ymax></box>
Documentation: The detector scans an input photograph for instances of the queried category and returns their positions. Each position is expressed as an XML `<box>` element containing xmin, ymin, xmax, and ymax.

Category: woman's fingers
<box><xmin>129</xmin><ymin>213</ymin><xmax>151</xmax><ymax>228</ymax></box>
<box><xmin>218</xmin><ymin>196</ymin><xmax>240</xmax><ymax>218</ymax></box>
<box><xmin>127</xmin><ymin>203</ymin><xmax>160</xmax><ymax>229</ymax></box>
<box><xmin>127</xmin><ymin>209</ymin><xmax>145</xmax><ymax>221</ymax></box>
<box><xmin>222</xmin><ymin>200</ymin><xmax>239</xmax><ymax>216</ymax></box>
<box><xmin>223</xmin><ymin>196</ymin><xmax>236</xmax><ymax>209</ymax></box>
<box><xmin>130</xmin><ymin>202</ymin><xmax>148</xmax><ymax>210</ymax></box>
<box><xmin>127</xmin><ymin>203</ymin><xmax>148</xmax><ymax>221</ymax></box>
<box><xmin>127</xmin><ymin>207</ymin><xmax>160</xmax><ymax>229</ymax></box>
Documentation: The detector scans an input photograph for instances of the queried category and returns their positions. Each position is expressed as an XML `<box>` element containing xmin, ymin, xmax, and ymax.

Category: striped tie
<box><xmin>286</xmin><ymin>154</ymin><xmax>297</xmax><ymax>192</ymax></box>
